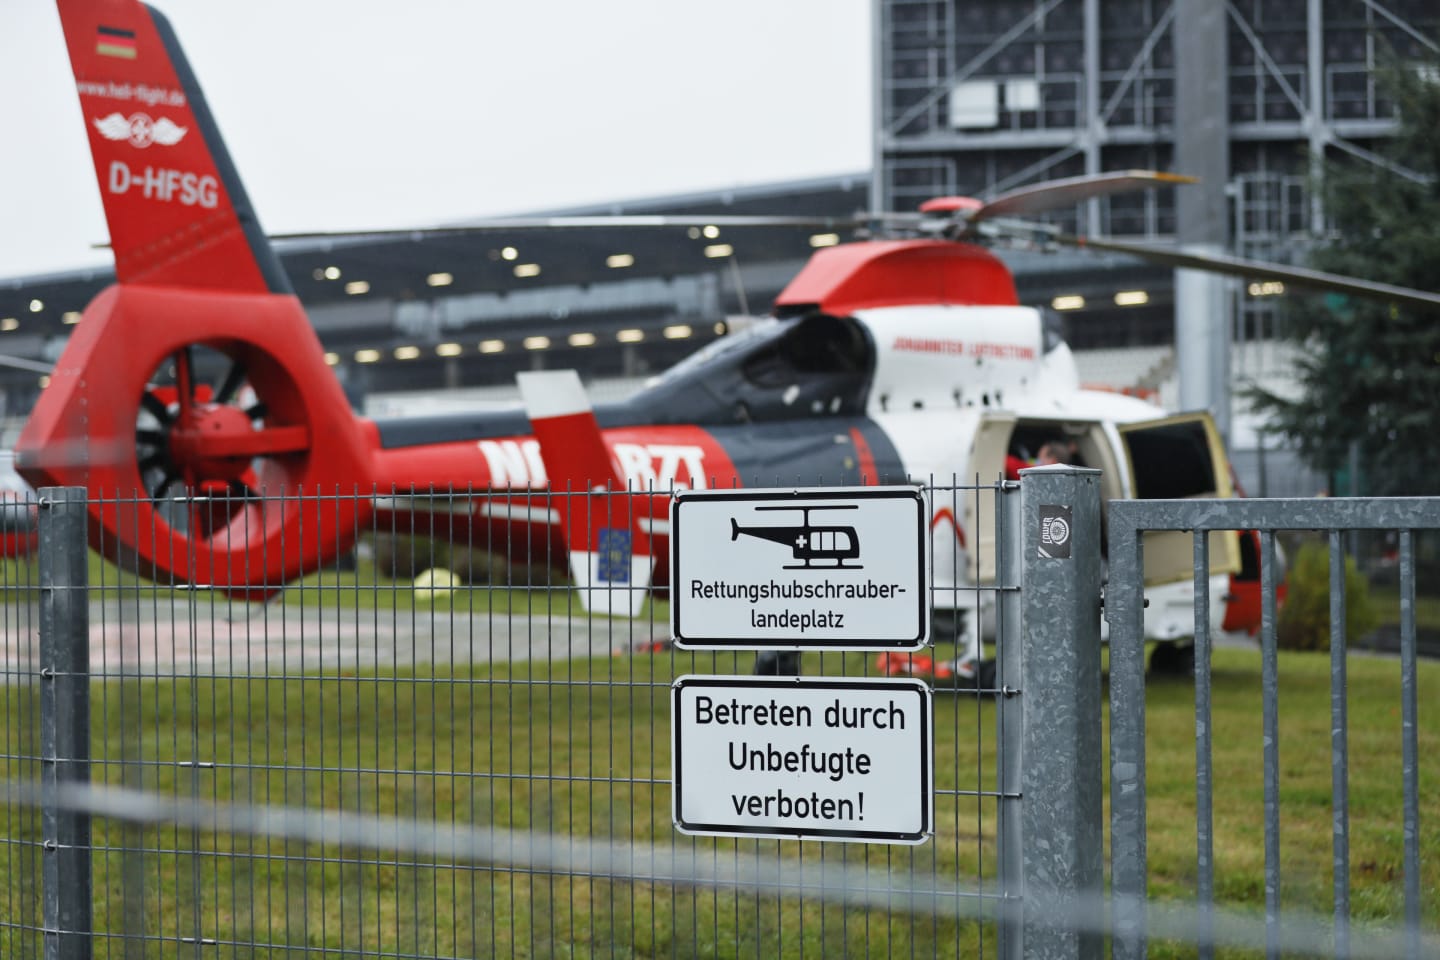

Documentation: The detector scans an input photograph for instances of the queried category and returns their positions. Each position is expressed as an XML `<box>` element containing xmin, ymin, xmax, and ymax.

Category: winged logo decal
<box><xmin>92</xmin><ymin>112</ymin><xmax>188</xmax><ymax>148</ymax></box>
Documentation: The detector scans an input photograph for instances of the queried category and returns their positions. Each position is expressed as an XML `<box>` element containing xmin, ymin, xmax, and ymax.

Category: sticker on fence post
<box><xmin>671</xmin><ymin>675</ymin><xmax>933</xmax><ymax>844</ymax></box>
<box><xmin>1038</xmin><ymin>504</ymin><xmax>1072</xmax><ymax>559</ymax></box>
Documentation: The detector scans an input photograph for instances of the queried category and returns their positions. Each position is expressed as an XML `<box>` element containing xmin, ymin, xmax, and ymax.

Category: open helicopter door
<box><xmin>1116</xmin><ymin>412</ymin><xmax>1241</xmax><ymax>584</ymax></box>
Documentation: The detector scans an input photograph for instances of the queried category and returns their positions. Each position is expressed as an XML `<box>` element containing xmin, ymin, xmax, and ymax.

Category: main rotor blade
<box><xmin>269</xmin><ymin>214</ymin><xmax>865</xmax><ymax>242</ymax></box>
<box><xmin>973</xmin><ymin>171</ymin><xmax>1197</xmax><ymax>223</ymax></box>
<box><xmin>1061</xmin><ymin>234</ymin><xmax>1440</xmax><ymax>311</ymax></box>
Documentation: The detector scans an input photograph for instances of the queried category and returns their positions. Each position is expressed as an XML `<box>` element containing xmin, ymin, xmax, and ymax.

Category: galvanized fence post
<box><xmin>995</xmin><ymin>478</ymin><xmax>1025</xmax><ymax>960</ymax></box>
<box><xmin>1019</xmin><ymin>466</ymin><xmax>1104</xmax><ymax>960</ymax></box>
<box><xmin>38</xmin><ymin>486</ymin><xmax>91</xmax><ymax>960</ymax></box>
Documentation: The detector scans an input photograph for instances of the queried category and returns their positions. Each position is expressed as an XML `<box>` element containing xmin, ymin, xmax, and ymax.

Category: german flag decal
<box><xmin>96</xmin><ymin>25</ymin><xmax>137</xmax><ymax>59</ymax></box>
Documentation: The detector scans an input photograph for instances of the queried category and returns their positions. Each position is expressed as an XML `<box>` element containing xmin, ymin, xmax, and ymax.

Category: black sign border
<box><xmin>669</xmin><ymin>486</ymin><xmax>930</xmax><ymax>650</ymax></box>
<box><xmin>671</xmin><ymin>675</ymin><xmax>934</xmax><ymax>844</ymax></box>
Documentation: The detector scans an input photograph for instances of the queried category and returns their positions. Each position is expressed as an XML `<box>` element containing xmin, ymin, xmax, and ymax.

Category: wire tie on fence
<box><xmin>1001</xmin><ymin>685</ymin><xmax>1021</xmax><ymax>698</ymax></box>
<box><xmin>42</xmin><ymin>840</ymin><xmax>57</xmax><ymax>851</ymax></box>
<box><xmin>180</xmin><ymin>937</ymin><xmax>219</xmax><ymax>946</ymax></box>
<box><xmin>177</xmin><ymin>761</ymin><xmax>216</xmax><ymax>769</ymax></box>
<box><xmin>39</xmin><ymin>667</ymin><xmax>53</xmax><ymax>679</ymax></box>
<box><xmin>37</xmin><ymin>496</ymin><xmax>52</xmax><ymax>509</ymax></box>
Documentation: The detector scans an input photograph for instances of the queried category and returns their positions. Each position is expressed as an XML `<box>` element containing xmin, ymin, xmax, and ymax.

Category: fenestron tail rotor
<box><xmin>136</xmin><ymin>344</ymin><xmax>270</xmax><ymax>539</ymax></box>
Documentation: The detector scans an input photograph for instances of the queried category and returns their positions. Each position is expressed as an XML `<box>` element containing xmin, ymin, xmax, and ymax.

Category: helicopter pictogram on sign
<box><xmin>730</xmin><ymin>505</ymin><xmax>862</xmax><ymax>571</ymax></box>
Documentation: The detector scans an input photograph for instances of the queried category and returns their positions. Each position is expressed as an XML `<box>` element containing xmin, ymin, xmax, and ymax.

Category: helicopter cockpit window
<box><xmin>646</xmin><ymin>318</ymin><xmax>784</xmax><ymax>389</ymax></box>
<box><xmin>620</xmin><ymin>313</ymin><xmax>873</xmax><ymax>425</ymax></box>
<box><xmin>742</xmin><ymin>314</ymin><xmax>870</xmax><ymax>387</ymax></box>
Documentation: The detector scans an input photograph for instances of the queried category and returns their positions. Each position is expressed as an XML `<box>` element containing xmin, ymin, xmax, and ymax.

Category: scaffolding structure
<box><xmin>875</xmin><ymin>0</ymin><xmax>1440</xmax><ymax>379</ymax></box>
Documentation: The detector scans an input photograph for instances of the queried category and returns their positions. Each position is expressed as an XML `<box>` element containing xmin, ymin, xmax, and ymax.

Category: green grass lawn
<box><xmin>1</xmin><ymin>643</ymin><xmax>1435</xmax><ymax>958</ymax></box>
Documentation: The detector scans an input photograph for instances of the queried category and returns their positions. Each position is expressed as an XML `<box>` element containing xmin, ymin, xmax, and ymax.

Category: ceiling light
<box><xmin>523</xmin><ymin>336</ymin><xmax>551</xmax><ymax>350</ymax></box>
<box><xmin>606</xmin><ymin>253</ymin><xmax>635</xmax><ymax>269</ymax></box>
<box><xmin>62</xmin><ymin>311</ymin><xmax>82</xmax><ymax>324</ymax></box>
<box><xmin>479</xmin><ymin>339</ymin><xmax>505</xmax><ymax>354</ymax></box>
<box><xmin>1114</xmin><ymin>290</ymin><xmax>1149</xmax><ymax>306</ymax></box>
<box><xmin>1248</xmin><ymin>281</ymin><xmax>1285</xmax><ymax>297</ymax></box>
<box><xmin>0</xmin><ymin>318</ymin><xmax>17</xmax><ymax>332</ymax></box>
<box><xmin>38</xmin><ymin>375</ymin><xmax>50</xmax><ymax>389</ymax></box>
<box><xmin>436</xmin><ymin>342</ymin><xmax>463</xmax><ymax>357</ymax></box>
<box><xmin>664</xmin><ymin>324</ymin><xmax>693</xmax><ymax>340</ymax></box>
<box><xmin>686</xmin><ymin>227</ymin><xmax>701</xmax><ymax>239</ymax></box>
<box><xmin>323</xmin><ymin>352</ymin><xmax>340</xmax><ymax>366</ymax></box>
<box><xmin>714</xmin><ymin>321</ymin><xmax>727</xmax><ymax>335</ymax></box>
<box><xmin>703</xmin><ymin>244</ymin><xmax>733</xmax><ymax>259</ymax></box>
<box><xmin>345</xmin><ymin>280</ymin><xmax>370</xmax><ymax>295</ymax></box>
<box><xmin>568</xmin><ymin>332</ymin><xmax>597</xmax><ymax>347</ymax></box>
<box><xmin>394</xmin><ymin>345</ymin><xmax>421</xmax><ymax>360</ymax></box>
<box><xmin>323</xmin><ymin>265</ymin><xmax>342</xmax><ymax>280</ymax></box>
<box><xmin>513</xmin><ymin>263</ymin><xmax>541</xmax><ymax>278</ymax></box>
<box><xmin>1051</xmin><ymin>295</ymin><xmax>1085</xmax><ymax>311</ymax></box>
<box><xmin>427</xmin><ymin>272</ymin><xmax>454</xmax><ymax>287</ymax></box>
<box><xmin>616</xmin><ymin>328</ymin><xmax>644</xmax><ymax>343</ymax></box>
<box><xmin>702</xmin><ymin>225</ymin><xmax>720</xmax><ymax>239</ymax></box>
<box><xmin>354</xmin><ymin>349</ymin><xmax>381</xmax><ymax>363</ymax></box>
<box><xmin>809</xmin><ymin>233</ymin><xmax>841</xmax><ymax>248</ymax></box>
<box><xmin>501</xmin><ymin>246</ymin><xmax>518</xmax><ymax>261</ymax></box>
<box><xmin>28</xmin><ymin>299</ymin><xmax>43</xmax><ymax>312</ymax></box>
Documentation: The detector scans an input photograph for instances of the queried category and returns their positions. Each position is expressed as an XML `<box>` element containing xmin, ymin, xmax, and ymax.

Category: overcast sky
<box><xmin>0</xmin><ymin>0</ymin><xmax>873</xmax><ymax>280</ymax></box>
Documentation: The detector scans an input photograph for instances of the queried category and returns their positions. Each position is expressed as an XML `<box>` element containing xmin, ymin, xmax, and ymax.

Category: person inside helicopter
<box><xmin>1005</xmin><ymin>437</ymin><xmax>1081</xmax><ymax>479</ymax></box>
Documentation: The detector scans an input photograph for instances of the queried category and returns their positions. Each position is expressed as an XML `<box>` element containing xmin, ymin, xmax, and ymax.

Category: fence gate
<box><xmin>1106</xmin><ymin>495</ymin><xmax>1436</xmax><ymax>959</ymax></box>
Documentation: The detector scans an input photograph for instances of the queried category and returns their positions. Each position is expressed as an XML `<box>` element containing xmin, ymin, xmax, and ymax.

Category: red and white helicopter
<box><xmin>17</xmin><ymin>0</ymin><xmax>1440</xmax><ymax>679</ymax></box>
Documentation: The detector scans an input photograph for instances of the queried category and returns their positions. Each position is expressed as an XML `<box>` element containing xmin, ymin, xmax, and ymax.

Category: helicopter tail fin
<box><xmin>517</xmin><ymin>371</ymin><xmax>655</xmax><ymax>618</ymax></box>
<box><xmin>56</xmin><ymin>0</ymin><xmax>291</xmax><ymax>293</ymax></box>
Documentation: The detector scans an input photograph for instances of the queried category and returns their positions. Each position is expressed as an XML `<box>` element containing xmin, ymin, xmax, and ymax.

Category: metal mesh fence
<box><xmin>0</xmin><ymin>503</ymin><xmax>42</xmax><ymax>959</ymax></box>
<box><xmin>4</xmin><ymin>483</ymin><xmax>1436</xmax><ymax>958</ymax></box>
<box><xmin>1</xmin><ymin>482</ymin><xmax>1019</xmax><ymax>959</ymax></box>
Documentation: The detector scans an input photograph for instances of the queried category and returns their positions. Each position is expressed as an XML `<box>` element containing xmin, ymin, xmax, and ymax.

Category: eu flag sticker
<box><xmin>597</xmin><ymin>528</ymin><xmax>632</xmax><ymax>583</ymax></box>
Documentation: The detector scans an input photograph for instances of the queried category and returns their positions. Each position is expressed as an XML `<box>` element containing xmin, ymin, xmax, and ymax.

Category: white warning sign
<box><xmin>671</xmin><ymin>676</ymin><xmax>933</xmax><ymax>844</ymax></box>
<box><xmin>669</xmin><ymin>486</ymin><xmax>929</xmax><ymax>650</ymax></box>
